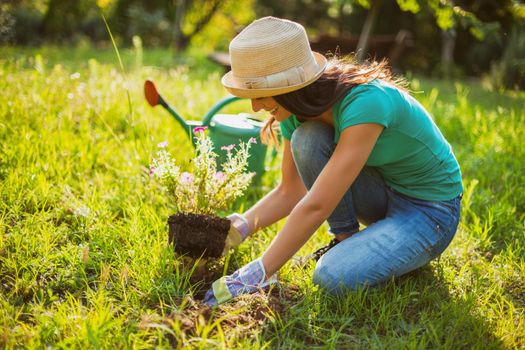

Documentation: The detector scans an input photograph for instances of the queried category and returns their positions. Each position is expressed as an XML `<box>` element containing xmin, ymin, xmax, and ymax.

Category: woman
<box><xmin>204</xmin><ymin>17</ymin><xmax>462</xmax><ymax>305</ymax></box>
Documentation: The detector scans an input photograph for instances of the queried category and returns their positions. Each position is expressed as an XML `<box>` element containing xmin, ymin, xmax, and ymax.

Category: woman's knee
<box><xmin>312</xmin><ymin>252</ymin><xmax>362</xmax><ymax>294</ymax></box>
<box><xmin>290</xmin><ymin>121</ymin><xmax>334</xmax><ymax>166</ymax></box>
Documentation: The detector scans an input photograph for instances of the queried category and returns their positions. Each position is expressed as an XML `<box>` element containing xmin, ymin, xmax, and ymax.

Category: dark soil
<box><xmin>187</xmin><ymin>259</ymin><xmax>225</xmax><ymax>299</ymax></box>
<box><xmin>168</xmin><ymin>212</ymin><xmax>230</xmax><ymax>259</ymax></box>
<box><xmin>160</xmin><ymin>285</ymin><xmax>301</xmax><ymax>347</ymax></box>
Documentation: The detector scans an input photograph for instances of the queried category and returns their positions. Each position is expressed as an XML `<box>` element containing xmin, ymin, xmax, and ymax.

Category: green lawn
<box><xmin>1</xmin><ymin>46</ymin><xmax>524</xmax><ymax>349</ymax></box>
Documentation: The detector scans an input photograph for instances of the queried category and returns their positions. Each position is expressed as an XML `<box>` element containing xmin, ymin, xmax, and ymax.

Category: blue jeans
<box><xmin>290</xmin><ymin>121</ymin><xmax>462</xmax><ymax>293</ymax></box>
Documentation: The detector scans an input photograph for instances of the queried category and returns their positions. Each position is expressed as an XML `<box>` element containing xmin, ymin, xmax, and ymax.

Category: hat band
<box><xmin>231</xmin><ymin>57</ymin><xmax>321</xmax><ymax>90</ymax></box>
<box><xmin>232</xmin><ymin>66</ymin><xmax>305</xmax><ymax>89</ymax></box>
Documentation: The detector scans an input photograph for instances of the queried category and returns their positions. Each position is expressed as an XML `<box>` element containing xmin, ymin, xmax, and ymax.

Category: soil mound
<box><xmin>168</xmin><ymin>212</ymin><xmax>230</xmax><ymax>258</ymax></box>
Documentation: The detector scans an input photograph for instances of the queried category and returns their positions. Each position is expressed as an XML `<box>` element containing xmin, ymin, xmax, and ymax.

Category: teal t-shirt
<box><xmin>280</xmin><ymin>79</ymin><xmax>463</xmax><ymax>201</ymax></box>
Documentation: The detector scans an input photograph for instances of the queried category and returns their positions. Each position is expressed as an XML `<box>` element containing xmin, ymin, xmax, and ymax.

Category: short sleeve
<box><xmin>279</xmin><ymin>115</ymin><xmax>301</xmax><ymax>140</ymax></box>
<box><xmin>337</xmin><ymin>83</ymin><xmax>395</xmax><ymax>131</ymax></box>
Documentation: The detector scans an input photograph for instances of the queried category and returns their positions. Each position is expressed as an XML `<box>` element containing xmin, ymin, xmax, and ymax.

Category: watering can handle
<box><xmin>201</xmin><ymin>95</ymin><xmax>243</xmax><ymax>127</ymax></box>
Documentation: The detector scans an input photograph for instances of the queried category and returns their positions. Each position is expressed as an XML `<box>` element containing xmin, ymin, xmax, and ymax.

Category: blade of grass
<box><xmin>101</xmin><ymin>13</ymin><xmax>134</xmax><ymax>126</ymax></box>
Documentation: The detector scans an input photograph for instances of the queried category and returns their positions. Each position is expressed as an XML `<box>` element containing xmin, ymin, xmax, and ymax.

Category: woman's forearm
<box><xmin>261</xmin><ymin>199</ymin><xmax>326</xmax><ymax>276</ymax></box>
<box><xmin>243</xmin><ymin>184</ymin><xmax>306</xmax><ymax>236</ymax></box>
<box><xmin>259</xmin><ymin>124</ymin><xmax>383</xmax><ymax>277</ymax></box>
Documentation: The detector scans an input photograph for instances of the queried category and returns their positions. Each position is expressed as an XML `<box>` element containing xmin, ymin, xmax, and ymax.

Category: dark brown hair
<box><xmin>260</xmin><ymin>57</ymin><xmax>404</xmax><ymax>146</ymax></box>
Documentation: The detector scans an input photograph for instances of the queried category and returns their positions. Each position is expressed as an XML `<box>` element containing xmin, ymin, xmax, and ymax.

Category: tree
<box><xmin>109</xmin><ymin>0</ymin><xmax>235</xmax><ymax>51</ymax></box>
<box><xmin>42</xmin><ymin>0</ymin><xmax>97</xmax><ymax>41</ymax></box>
<box><xmin>331</xmin><ymin>0</ymin><xmax>503</xmax><ymax>75</ymax></box>
<box><xmin>355</xmin><ymin>0</ymin><xmax>382</xmax><ymax>62</ymax></box>
<box><xmin>173</xmin><ymin>0</ymin><xmax>224</xmax><ymax>52</ymax></box>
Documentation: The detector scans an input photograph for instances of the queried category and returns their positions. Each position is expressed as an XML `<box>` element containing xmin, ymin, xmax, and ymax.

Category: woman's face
<box><xmin>251</xmin><ymin>97</ymin><xmax>292</xmax><ymax>122</ymax></box>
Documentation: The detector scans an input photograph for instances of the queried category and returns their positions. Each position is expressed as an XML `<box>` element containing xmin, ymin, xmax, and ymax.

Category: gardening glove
<box><xmin>204</xmin><ymin>258</ymin><xmax>278</xmax><ymax>306</ymax></box>
<box><xmin>221</xmin><ymin>213</ymin><xmax>250</xmax><ymax>255</ymax></box>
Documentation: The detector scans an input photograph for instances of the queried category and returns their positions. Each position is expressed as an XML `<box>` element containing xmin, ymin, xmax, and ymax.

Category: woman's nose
<box><xmin>251</xmin><ymin>99</ymin><xmax>262</xmax><ymax>112</ymax></box>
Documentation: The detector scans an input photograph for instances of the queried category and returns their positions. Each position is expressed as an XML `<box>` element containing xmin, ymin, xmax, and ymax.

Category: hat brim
<box><xmin>221</xmin><ymin>52</ymin><xmax>327</xmax><ymax>99</ymax></box>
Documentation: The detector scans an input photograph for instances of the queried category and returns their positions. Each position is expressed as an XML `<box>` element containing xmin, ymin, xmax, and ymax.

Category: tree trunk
<box><xmin>441</xmin><ymin>28</ymin><xmax>457</xmax><ymax>78</ymax></box>
<box><xmin>356</xmin><ymin>0</ymin><xmax>382</xmax><ymax>62</ymax></box>
<box><xmin>173</xmin><ymin>0</ymin><xmax>222</xmax><ymax>54</ymax></box>
<box><xmin>173</xmin><ymin>0</ymin><xmax>187</xmax><ymax>54</ymax></box>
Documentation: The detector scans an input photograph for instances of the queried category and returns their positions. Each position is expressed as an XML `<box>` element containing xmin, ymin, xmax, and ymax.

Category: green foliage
<box><xmin>42</xmin><ymin>0</ymin><xmax>99</xmax><ymax>41</ymax></box>
<box><xmin>108</xmin><ymin>0</ymin><xmax>254</xmax><ymax>49</ymax></box>
<box><xmin>1</xmin><ymin>3</ymin><xmax>43</xmax><ymax>45</ymax></box>
<box><xmin>256</xmin><ymin>0</ymin><xmax>334</xmax><ymax>33</ymax></box>
<box><xmin>332</xmin><ymin>0</ymin><xmax>496</xmax><ymax>35</ymax></box>
<box><xmin>2</xmin><ymin>0</ymin><xmax>524</xmax><ymax>78</ymax></box>
<box><xmin>110</xmin><ymin>0</ymin><xmax>176</xmax><ymax>44</ymax></box>
<box><xmin>396</xmin><ymin>0</ymin><xmax>421</xmax><ymax>13</ymax></box>
<box><xmin>490</xmin><ymin>24</ymin><xmax>525</xmax><ymax>90</ymax></box>
<box><xmin>190</xmin><ymin>0</ymin><xmax>256</xmax><ymax>51</ymax></box>
<box><xmin>1</xmin><ymin>46</ymin><xmax>524</xmax><ymax>348</ymax></box>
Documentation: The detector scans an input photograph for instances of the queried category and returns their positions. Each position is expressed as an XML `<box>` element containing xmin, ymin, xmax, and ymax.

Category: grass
<box><xmin>0</xmin><ymin>45</ymin><xmax>524</xmax><ymax>349</ymax></box>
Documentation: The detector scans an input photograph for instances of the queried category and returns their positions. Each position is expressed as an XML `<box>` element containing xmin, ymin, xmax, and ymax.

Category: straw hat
<box><xmin>221</xmin><ymin>17</ymin><xmax>327</xmax><ymax>99</ymax></box>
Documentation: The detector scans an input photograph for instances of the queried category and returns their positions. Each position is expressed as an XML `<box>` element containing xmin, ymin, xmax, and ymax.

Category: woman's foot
<box><xmin>293</xmin><ymin>231</ymin><xmax>358</xmax><ymax>266</ymax></box>
<box><xmin>334</xmin><ymin>232</ymin><xmax>355</xmax><ymax>242</ymax></box>
<box><xmin>311</xmin><ymin>230</ymin><xmax>359</xmax><ymax>261</ymax></box>
<box><xmin>310</xmin><ymin>238</ymin><xmax>340</xmax><ymax>261</ymax></box>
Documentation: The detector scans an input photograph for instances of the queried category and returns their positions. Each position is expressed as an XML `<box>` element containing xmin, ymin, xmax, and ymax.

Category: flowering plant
<box><xmin>150</xmin><ymin>127</ymin><xmax>256</xmax><ymax>215</ymax></box>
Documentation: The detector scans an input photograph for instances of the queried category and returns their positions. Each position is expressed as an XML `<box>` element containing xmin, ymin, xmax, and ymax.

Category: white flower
<box><xmin>180</xmin><ymin>172</ymin><xmax>194</xmax><ymax>184</ymax></box>
<box><xmin>149</xmin><ymin>133</ymin><xmax>254</xmax><ymax>214</ymax></box>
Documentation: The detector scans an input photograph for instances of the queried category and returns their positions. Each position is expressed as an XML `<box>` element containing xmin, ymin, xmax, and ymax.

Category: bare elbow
<box><xmin>277</xmin><ymin>181</ymin><xmax>307</xmax><ymax>204</ymax></box>
<box><xmin>297</xmin><ymin>198</ymin><xmax>332</xmax><ymax>221</ymax></box>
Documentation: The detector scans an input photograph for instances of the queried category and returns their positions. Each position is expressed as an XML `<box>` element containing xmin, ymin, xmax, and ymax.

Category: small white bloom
<box><xmin>74</xmin><ymin>205</ymin><xmax>91</xmax><ymax>218</ymax></box>
<box><xmin>180</xmin><ymin>172</ymin><xmax>194</xmax><ymax>184</ymax></box>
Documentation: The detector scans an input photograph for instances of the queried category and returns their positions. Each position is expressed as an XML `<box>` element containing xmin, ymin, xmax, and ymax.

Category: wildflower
<box><xmin>157</xmin><ymin>141</ymin><xmax>168</xmax><ymax>148</ymax></box>
<box><xmin>214</xmin><ymin>171</ymin><xmax>226</xmax><ymax>182</ymax></box>
<box><xmin>221</xmin><ymin>144</ymin><xmax>235</xmax><ymax>152</ymax></box>
<box><xmin>150</xmin><ymin>133</ymin><xmax>253</xmax><ymax>215</ymax></box>
<box><xmin>73</xmin><ymin>205</ymin><xmax>91</xmax><ymax>218</ymax></box>
<box><xmin>193</xmin><ymin>126</ymin><xmax>208</xmax><ymax>134</ymax></box>
<box><xmin>149</xmin><ymin>166</ymin><xmax>156</xmax><ymax>175</ymax></box>
<box><xmin>249</xmin><ymin>137</ymin><xmax>257</xmax><ymax>144</ymax></box>
<box><xmin>180</xmin><ymin>172</ymin><xmax>194</xmax><ymax>184</ymax></box>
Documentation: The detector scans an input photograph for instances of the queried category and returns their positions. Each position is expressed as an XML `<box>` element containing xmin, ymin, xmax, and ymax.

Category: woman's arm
<box><xmin>243</xmin><ymin>139</ymin><xmax>307</xmax><ymax>236</ymax></box>
<box><xmin>261</xmin><ymin>123</ymin><xmax>384</xmax><ymax>276</ymax></box>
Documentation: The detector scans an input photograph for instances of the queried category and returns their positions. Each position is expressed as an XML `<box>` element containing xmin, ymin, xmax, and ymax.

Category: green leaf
<box><xmin>435</xmin><ymin>6</ymin><xmax>455</xmax><ymax>30</ymax></box>
<box><xmin>396</xmin><ymin>0</ymin><xmax>420</xmax><ymax>14</ymax></box>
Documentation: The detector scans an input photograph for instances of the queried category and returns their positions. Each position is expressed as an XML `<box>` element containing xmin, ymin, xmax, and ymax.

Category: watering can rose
<box><xmin>150</xmin><ymin>128</ymin><xmax>255</xmax><ymax>215</ymax></box>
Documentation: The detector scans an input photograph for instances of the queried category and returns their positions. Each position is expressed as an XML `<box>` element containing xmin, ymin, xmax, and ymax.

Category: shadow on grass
<box><xmin>142</xmin><ymin>253</ymin><xmax>508</xmax><ymax>348</ymax></box>
<box><xmin>260</xmin><ymin>264</ymin><xmax>506</xmax><ymax>349</ymax></box>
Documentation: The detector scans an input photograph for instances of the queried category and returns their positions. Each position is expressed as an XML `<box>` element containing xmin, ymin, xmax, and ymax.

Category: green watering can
<box><xmin>144</xmin><ymin>80</ymin><xmax>268</xmax><ymax>180</ymax></box>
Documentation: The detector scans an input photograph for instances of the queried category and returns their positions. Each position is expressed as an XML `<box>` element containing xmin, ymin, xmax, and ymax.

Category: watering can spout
<box><xmin>144</xmin><ymin>79</ymin><xmax>245</xmax><ymax>139</ymax></box>
<box><xmin>144</xmin><ymin>79</ymin><xmax>193</xmax><ymax>137</ymax></box>
<box><xmin>144</xmin><ymin>79</ymin><xmax>269</xmax><ymax>181</ymax></box>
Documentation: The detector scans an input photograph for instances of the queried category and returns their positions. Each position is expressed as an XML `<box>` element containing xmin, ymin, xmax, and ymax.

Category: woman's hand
<box><xmin>204</xmin><ymin>259</ymin><xmax>278</xmax><ymax>306</ymax></box>
<box><xmin>221</xmin><ymin>213</ymin><xmax>250</xmax><ymax>255</ymax></box>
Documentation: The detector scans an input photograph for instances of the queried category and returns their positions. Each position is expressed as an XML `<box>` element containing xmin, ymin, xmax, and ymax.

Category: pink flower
<box><xmin>179</xmin><ymin>172</ymin><xmax>194</xmax><ymax>184</ymax></box>
<box><xmin>221</xmin><ymin>144</ymin><xmax>235</xmax><ymax>152</ymax></box>
<box><xmin>157</xmin><ymin>141</ymin><xmax>168</xmax><ymax>148</ymax></box>
<box><xmin>249</xmin><ymin>137</ymin><xmax>257</xmax><ymax>144</ymax></box>
<box><xmin>193</xmin><ymin>126</ymin><xmax>208</xmax><ymax>134</ymax></box>
<box><xmin>214</xmin><ymin>171</ymin><xmax>226</xmax><ymax>182</ymax></box>
<box><xmin>149</xmin><ymin>166</ymin><xmax>156</xmax><ymax>175</ymax></box>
